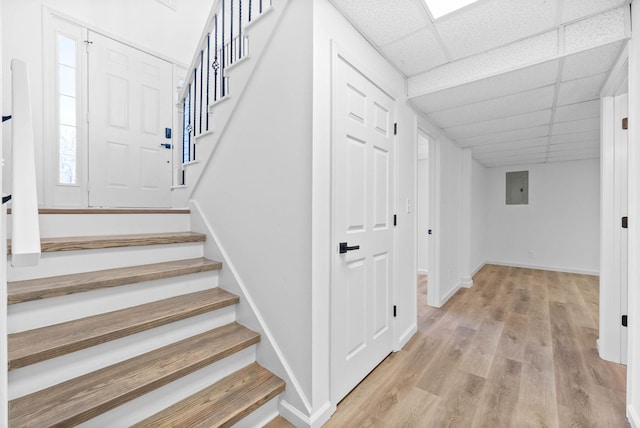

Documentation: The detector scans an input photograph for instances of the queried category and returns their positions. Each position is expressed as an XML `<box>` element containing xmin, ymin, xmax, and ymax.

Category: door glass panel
<box><xmin>57</xmin><ymin>34</ymin><xmax>78</xmax><ymax>184</ymax></box>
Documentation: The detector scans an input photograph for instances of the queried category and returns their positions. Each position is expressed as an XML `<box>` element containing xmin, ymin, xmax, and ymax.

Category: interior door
<box><xmin>88</xmin><ymin>31</ymin><xmax>172</xmax><ymax>207</ymax></box>
<box><xmin>332</xmin><ymin>53</ymin><xmax>395</xmax><ymax>402</ymax></box>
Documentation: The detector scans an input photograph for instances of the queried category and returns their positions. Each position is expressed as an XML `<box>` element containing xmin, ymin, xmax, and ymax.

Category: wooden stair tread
<box><xmin>8</xmin><ymin>257</ymin><xmax>222</xmax><ymax>304</ymax></box>
<box><xmin>9</xmin><ymin>323</ymin><xmax>260</xmax><ymax>427</ymax></box>
<box><xmin>133</xmin><ymin>363</ymin><xmax>285</xmax><ymax>428</ymax></box>
<box><xmin>8</xmin><ymin>288</ymin><xmax>239</xmax><ymax>370</ymax></box>
<box><xmin>7</xmin><ymin>232</ymin><xmax>206</xmax><ymax>255</ymax></box>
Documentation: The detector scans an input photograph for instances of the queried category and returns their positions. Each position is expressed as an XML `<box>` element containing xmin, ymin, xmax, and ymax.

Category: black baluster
<box><xmin>230</xmin><ymin>0</ymin><xmax>234</xmax><ymax>64</ymax></box>
<box><xmin>192</xmin><ymin>68</ymin><xmax>196</xmax><ymax>140</ymax></box>
<box><xmin>199</xmin><ymin>50</ymin><xmax>204</xmax><ymax>134</ymax></box>
<box><xmin>239</xmin><ymin>0</ymin><xmax>243</xmax><ymax>58</ymax></box>
<box><xmin>249</xmin><ymin>0</ymin><xmax>252</xmax><ymax>22</ymax></box>
<box><xmin>221</xmin><ymin>0</ymin><xmax>226</xmax><ymax>97</ymax></box>
<box><xmin>259</xmin><ymin>0</ymin><xmax>262</xmax><ymax>14</ymax></box>
<box><xmin>213</xmin><ymin>14</ymin><xmax>219</xmax><ymax>102</ymax></box>
<box><xmin>206</xmin><ymin>33</ymin><xmax>210</xmax><ymax>131</ymax></box>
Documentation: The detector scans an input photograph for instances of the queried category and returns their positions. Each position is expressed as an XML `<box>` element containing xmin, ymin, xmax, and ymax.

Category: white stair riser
<box><xmin>8</xmin><ymin>271</ymin><xmax>219</xmax><ymax>333</ymax></box>
<box><xmin>232</xmin><ymin>396</ymin><xmax>281</xmax><ymax>428</ymax></box>
<box><xmin>77</xmin><ymin>346</ymin><xmax>257</xmax><ymax>427</ymax></box>
<box><xmin>9</xmin><ymin>307</ymin><xmax>237</xmax><ymax>399</ymax></box>
<box><xmin>7</xmin><ymin>242</ymin><xmax>205</xmax><ymax>281</ymax></box>
<box><xmin>8</xmin><ymin>213</ymin><xmax>191</xmax><ymax>238</ymax></box>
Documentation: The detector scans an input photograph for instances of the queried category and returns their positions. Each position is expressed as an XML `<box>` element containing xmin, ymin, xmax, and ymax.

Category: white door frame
<box><xmin>329</xmin><ymin>41</ymin><xmax>399</xmax><ymax>404</ymax></box>
<box><xmin>599</xmin><ymin>43</ymin><xmax>629</xmax><ymax>364</ymax></box>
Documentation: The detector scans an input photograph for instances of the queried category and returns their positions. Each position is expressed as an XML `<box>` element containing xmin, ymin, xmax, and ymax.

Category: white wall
<box><xmin>417</xmin><ymin>158</ymin><xmax>429</xmax><ymax>273</ymax></box>
<box><xmin>470</xmin><ymin>158</ymin><xmax>488</xmax><ymax>274</ymax></box>
<box><xmin>188</xmin><ymin>0</ymin><xmax>314</xmax><ymax>419</ymax></box>
<box><xmin>0</xmin><ymin>0</ymin><xmax>7</xmax><ymax>423</ymax></box>
<box><xmin>486</xmin><ymin>159</ymin><xmax>600</xmax><ymax>274</ymax></box>
<box><xmin>2</xmin><ymin>0</ymin><xmax>211</xmax><ymax>205</ymax></box>
<box><xmin>626</xmin><ymin>1</ymin><xmax>640</xmax><ymax>424</ymax></box>
<box><xmin>436</xmin><ymin>137</ymin><xmax>463</xmax><ymax>302</ymax></box>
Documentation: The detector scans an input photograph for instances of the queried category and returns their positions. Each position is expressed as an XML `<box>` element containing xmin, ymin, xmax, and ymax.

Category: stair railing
<box><xmin>179</xmin><ymin>0</ymin><xmax>272</xmax><ymax>181</ymax></box>
<box><xmin>5</xmin><ymin>60</ymin><xmax>41</xmax><ymax>267</ymax></box>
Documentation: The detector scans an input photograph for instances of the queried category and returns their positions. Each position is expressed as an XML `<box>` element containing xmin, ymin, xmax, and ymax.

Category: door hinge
<box><xmin>394</xmin><ymin>123</ymin><xmax>397</xmax><ymax>135</ymax></box>
<box><xmin>393</xmin><ymin>305</ymin><xmax>397</xmax><ymax>317</ymax></box>
<box><xmin>622</xmin><ymin>117</ymin><xmax>628</xmax><ymax>130</ymax></box>
<box><xmin>622</xmin><ymin>315</ymin><xmax>628</xmax><ymax>327</ymax></box>
<box><xmin>622</xmin><ymin>216</ymin><xmax>628</xmax><ymax>229</ymax></box>
<box><xmin>393</xmin><ymin>214</ymin><xmax>397</xmax><ymax>226</ymax></box>
<box><xmin>84</xmin><ymin>40</ymin><xmax>93</xmax><ymax>52</ymax></box>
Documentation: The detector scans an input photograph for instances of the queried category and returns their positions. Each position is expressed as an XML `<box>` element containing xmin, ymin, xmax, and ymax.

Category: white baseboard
<box><xmin>417</xmin><ymin>269</ymin><xmax>428</xmax><ymax>275</ymax></box>
<box><xmin>629</xmin><ymin>404</ymin><xmax>639</xmax><ymax>428</ymax></box>
<box><xmin>397</xmin><ymin>323</ymin><xmax>417</xmax><ymax>351</ymax></box>
<box><xmin>440</xmin><ymin>284</ymin><xmax>462</xmax><ymax>307</ymax></box>
<box><xmin>460</xmin><ymin>276</ymin><xmax>473</xmax><ymax>288</ymax></box>
<box><xmin>280</xmin><ymin>400</ymin><xmax>334</xmax><ymax>428</ymax></box>
<box><xmin>484</xmin><ymin>260</ymin><xmax>599</xmax><ymax>276</ymax></box>
<box><xmin>471</xmin><ymin>262</ymin><xmax>485</xmax><ymax>277</ymax></box>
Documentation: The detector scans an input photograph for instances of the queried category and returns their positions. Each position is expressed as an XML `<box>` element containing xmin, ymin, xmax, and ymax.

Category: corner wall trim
<box><xmin>628</xmin><ymin>404</ymin><xmax>639</xmax><ymax>428</ymax></box>
<box><xmin>280</xmin><ymin>400</ymin><xmax>334</xmax><ymax>428</ymax></box>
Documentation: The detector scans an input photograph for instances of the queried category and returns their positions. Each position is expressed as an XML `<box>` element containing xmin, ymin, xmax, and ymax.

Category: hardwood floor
<box><xmin>323</xmin><ymin>264</ymin><xmax>628</xmax><ymax>428</ymax></box>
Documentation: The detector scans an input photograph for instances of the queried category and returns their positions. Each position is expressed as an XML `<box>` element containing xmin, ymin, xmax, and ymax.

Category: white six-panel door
<box><xmin>332</xmin><ymin>54</ymin><xmax>396</xmax><ymax>402</ymax></box>
<box><xmin>88</xmin><ymin>31</ymin><xmax>173</xmax><ymax>207</ymax></box>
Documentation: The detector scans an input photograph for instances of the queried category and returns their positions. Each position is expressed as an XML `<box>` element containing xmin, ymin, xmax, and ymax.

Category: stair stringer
<box><xmin>190</xmin><ymin>200</ymin><xmax>312</xmax><ymax>424</ymax></box>
<box><xmin>172</xmin><ymin>0</ymin><xmax>288</xmax><ymax>208</ymax></box>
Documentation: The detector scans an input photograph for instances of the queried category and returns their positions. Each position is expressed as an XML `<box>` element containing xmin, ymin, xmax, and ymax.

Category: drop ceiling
<box><xmin>329</xmin><ymin>0</ymin><xmax>631</xmax><ymax>167</ymax></box>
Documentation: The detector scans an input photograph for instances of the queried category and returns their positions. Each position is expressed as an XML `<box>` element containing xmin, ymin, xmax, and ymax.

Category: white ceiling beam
<box><xmin>408</xmin><ymin>6</ymin><xmax>629</xmax><ymax>98</ymax></box>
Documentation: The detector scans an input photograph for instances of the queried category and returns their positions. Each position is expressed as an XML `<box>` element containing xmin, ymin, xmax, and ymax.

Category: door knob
<box><xmin>160</xmin><ymin>143</ymin><xmax>172</xmax><ymax>149</ymax></box>
<box><xmin>339</xmin><ymin>242</ymin><xmax>360</xmax><ymax>254</ymax></box>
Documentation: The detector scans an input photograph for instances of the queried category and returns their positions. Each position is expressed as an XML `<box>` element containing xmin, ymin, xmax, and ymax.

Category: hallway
<box><xmin>323</xmin><ymin>265</ymin><xmax>628</xmax><ymax>427</ymax></box>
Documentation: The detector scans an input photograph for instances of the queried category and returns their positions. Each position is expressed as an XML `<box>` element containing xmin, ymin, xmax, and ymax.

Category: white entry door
<box><xmin>332</xmin><ymin>54</ymin><xmax>396</xmax><ymax>402</ymax></box>
<box><xmin>88</xmin><ymin>31</ymin><xmax>172</xmax><ymax>207</ymax></box>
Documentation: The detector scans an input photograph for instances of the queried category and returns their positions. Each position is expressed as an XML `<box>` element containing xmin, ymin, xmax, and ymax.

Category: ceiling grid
<box><xmin>330</xmin><ymin>0</ymin><xmax>631</xmax><ymax>167</ymax></box>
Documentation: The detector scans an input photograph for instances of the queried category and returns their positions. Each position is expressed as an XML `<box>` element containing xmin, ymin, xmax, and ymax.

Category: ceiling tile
<box><xmin>483</xmin><ymin>156</ymin><xmax>548</xmax><ymax>168</ymax></box>
<box><xmin>381</xmin><ymin>28</ymin><xmax>448</xmax><ymax>76</ymax></box>
<box><xmin>428</xmin><ymin>86</ymin><xmax>555</xmax><ymax>128</ymax></box>
<box><xmin>457</xmin><ymin>125</ymin><xmax>550</xmax><ymax>147</ymax></box>
<box><xmin>556</xmin><ymin>73</ymin><xmax>607</xmax><ymax>106</ymax></box>
<box><xmin>564</xmin><ymin>7</ymin><xmax>628</xmax><ymax>54</ymax></box>
<box><xmin>548</xmin><ymin>140</ymin><xmax>600</xmax><ymax>151</ymax></box>
<box><xmin>445</xmin><ymin>110</ymin><xmax>552</xmax><ymax>140</ymax></box>
<box><xmin>411</xmin><ymin>60</ymin><xmax>559</xmax><ymax>110</ymax></box>
<box><xmin>474</xmin><ymin>145</ymin><xmax>548</xmax><ymax>160</ymax></box>
<box><xmin>549</xmin><ymin>130</ymin><xmax>600</xmax><ymax>144</ymax></box>
<box><xmin>434</xmin><ymin>0</ymin><xmax>558</xmax><ymax>59</ymax></box>
<box><xmin>562</xmin><ymin>0</ymin><xmax>628</xmax><ymax>22</ymax></box>
<box><xmin>471</xmin><ymin>137</ymin><xmax>549</xmax><ymax>154</ymax></box>
<box><xmin>553</xmin><ymin>100</ymin><xmax>600</xmax><ymax>123</ymax></box>
<box><xmin>552</xmin><ymin>118</ymin><xmax>600</xmax><ymax>135</ymax></box>
<box><xmin>329</xmin><ymin>0</ymin><xmax>429</xmax><ymax>46</ymax></box>
<box><xmin>562</xmin><ymin>41</ymin><xmax>625</xmax><ymax>81</ymax></box>
<box><xmin>408</xmin><ymin>30</ymin><xmax>558</xmax><ymax>95</ymax></box>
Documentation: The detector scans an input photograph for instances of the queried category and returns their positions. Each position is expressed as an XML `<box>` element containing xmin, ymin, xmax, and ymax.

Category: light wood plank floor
<box><xmin>322</xmin><ymin>264</ymin><xmax>629</xmax><ymax>428</ymax></box>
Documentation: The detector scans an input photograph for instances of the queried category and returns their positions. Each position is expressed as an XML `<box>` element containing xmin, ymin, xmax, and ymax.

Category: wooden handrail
<box><xmin>9</xmin><ymin>59</ymin><xmax>41</xmax><ymax>267</ymax></box>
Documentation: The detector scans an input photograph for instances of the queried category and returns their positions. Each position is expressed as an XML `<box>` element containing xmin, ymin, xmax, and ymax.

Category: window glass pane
<box><xmin>59</xmin><ymin>95</ymin><xmax>76</xmax><ymax>126</ymax></box>
<box><xmin>58</xmin><ymin>35</ymin><xmax>76</xmax><ymax>67</ymax></box>
<box><xmin>58</xmin><ymin>64</ymin><xmax>76</xmax><ymax>97</ymax></box>
<box><xmin>59</xmin><ymin>125</ymin><xmax>76</xmax><ymax>156</ymax></box>
<box><xmin>59</xmin><ymin>154</ymin><xmax>77</xmax><ymax>184</ymax></box>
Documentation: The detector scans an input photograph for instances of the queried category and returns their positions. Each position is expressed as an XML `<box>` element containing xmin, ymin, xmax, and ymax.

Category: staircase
<box><xmin>5</xmin><ymin>209</ymin><xmax>285</xmax><ymax>427</ymax></box>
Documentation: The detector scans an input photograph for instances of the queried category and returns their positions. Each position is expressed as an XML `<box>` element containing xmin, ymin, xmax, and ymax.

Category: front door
<box><xmin>332</xmin><ymin>53</ymin><xmax>396</xmax><ymax>402</ymax></box>
<box><xmin>88</xmin><ymin>31</ymin><xmax>172</xmax><ymax>207</ymax></box>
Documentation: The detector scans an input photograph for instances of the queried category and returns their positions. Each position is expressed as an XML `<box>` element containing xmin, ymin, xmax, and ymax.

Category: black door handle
<box><xmin>339</xmin><ymin>242</ymin><xmax>360</xmax><ymax>254</ymax></box>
